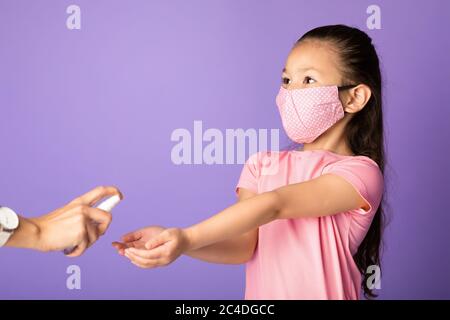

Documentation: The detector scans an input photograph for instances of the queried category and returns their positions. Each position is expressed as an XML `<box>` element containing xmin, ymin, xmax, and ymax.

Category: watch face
<box><xmin>0</xmin><ymin>207</ymin><xmax>19</xmax><ymax>230</ymax></box>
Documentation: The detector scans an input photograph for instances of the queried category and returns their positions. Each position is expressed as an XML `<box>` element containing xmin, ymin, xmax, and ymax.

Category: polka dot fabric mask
<box><xmin>275</xmin><ymin>84</ymin><xmax>356</xmax><ymax>143</ymax></box>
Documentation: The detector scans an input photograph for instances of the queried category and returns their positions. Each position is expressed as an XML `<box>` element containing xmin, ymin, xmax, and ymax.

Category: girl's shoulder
<box><xmin>244</xmin><ymin>149</ymin><xmax>382</xmax><ymax>180</ymax></box>
<box><xmin>288</xmin><ymin>149</ymin><xmax>381</xmax><ymax>170</ymax></box>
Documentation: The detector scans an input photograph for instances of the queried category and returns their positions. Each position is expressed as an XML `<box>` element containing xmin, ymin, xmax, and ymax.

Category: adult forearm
<box><xmin>5</xmin><ymin>216</ymin><xmax>41</xmax><ymax>250</ymax></box>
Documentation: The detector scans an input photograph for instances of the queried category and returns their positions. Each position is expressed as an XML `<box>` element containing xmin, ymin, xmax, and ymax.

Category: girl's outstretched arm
<box><xmin>113</xmin><ymin>188</ymin><xmax>259</xmax><ymax>265</ymax></box>
<box><xmin>121</xmin><ymin>173</ymin><xmax>367</xmax><ymax>268</ymax></box>
<box><xmin>183</xmin><ymin>188</ymin><xmax>258</xmax><ymax>264</ymax></box>
<box><xmin>184</xmin><ymin>173</ymin><xmax>367</xmax><ymax>251</ymax></box>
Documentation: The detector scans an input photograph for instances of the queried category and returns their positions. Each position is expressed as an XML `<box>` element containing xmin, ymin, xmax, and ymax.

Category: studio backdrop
<box><xmin>0</xmin><ymin>0</ymin><xmax>449</xmax><ymax>299</ymax></box>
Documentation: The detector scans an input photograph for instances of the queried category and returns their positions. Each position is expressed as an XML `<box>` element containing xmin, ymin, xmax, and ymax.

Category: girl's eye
<box><xmin>303</xmin><ymin>76</ymin><xmax>316</xmax><ymax>84</ymax></box>
<box><xmin>281</xmin><ymin>77</ymin><xmax>291</xmax><ymax>85</ymax></box>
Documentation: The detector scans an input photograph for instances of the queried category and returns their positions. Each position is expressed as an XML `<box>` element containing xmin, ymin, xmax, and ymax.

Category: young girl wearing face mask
<box><xmin>113</xmin><ymin>24</ymin><xmax>386</xmax><ymax>300</ymax></box>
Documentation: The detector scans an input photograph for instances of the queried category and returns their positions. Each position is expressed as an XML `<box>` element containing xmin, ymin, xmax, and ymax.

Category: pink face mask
<box><xmin>275</xmin><ymin>84</ymin><xmax>356</xmax><ymax>143</ymax></box>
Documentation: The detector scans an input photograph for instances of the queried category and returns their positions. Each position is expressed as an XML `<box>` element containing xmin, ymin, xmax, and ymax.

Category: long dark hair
<box><xmin>296</xmin><ymin>25</ymin><xmax>386</xmax><ymax>298</ymax></box>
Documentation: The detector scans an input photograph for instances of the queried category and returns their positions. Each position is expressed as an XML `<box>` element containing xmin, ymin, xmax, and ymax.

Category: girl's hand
<box><xmin>112</xmin><ymin>225</ymin><xmax>166</xmax><ymax>255</ymax></box>
<box><xmin>115</xmin><ymin>227</ymin><xmax>192</xmax><ymax>269</ymax></box>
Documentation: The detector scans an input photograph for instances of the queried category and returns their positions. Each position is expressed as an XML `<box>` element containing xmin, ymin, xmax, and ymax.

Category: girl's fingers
<box><xmin>113</xmin><ymin>240</ymin><xmax>147</xmax><ymax>256</ymax></box>
<box><xmin>145</xmin><ymin>232</ymin><xmax>170</xmax><ymax>250</ymax></box>
<box><xmin>127</xmin><ymin>247</ymin><xmax>165</xmax><ymax>260</ymax></box>
<box><xmin>112</xmin><ymin>242</ymin><xmax>127</xmax><ymax>255</ymax></box>
<box><xmin>128</xmin><ymin>240</ymin><xmax>145</xmax><ymax>248</ymax></box>
<box><xmin>122</xmin><ymin>230</ymin><xmax>142</xmax><ymax>243</ymax></box>
<box><xmin>112</xmin><ymin>242</ymin><xmax>129</xmax><ymax>255</ymax></box>
<box><xmin>130</xmin><ymin>260</ymin><xmax>149</xmax><ymax>269</ymax></box>
<box><xmin>112</xmin><ymin>241</ymin><xmax>126</xmax><ymax>250</ymax></box>
<box><xmin>124</xmin><ymin>250</ymin><xmax>158</xmax><ymax>268</ymax></box>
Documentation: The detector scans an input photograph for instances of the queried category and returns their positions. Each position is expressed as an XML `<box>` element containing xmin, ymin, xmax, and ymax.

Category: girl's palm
<box><xmin>112</xmin><ymin>226</ymin><xmax>165</xmax><ymax>254</ymax></box>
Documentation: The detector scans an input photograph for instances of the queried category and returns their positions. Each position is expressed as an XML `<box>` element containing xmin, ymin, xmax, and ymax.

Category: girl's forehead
<box><xmin>284</xmin><ymin>40</ymin><xmax>341</xmax><ymax>76</ymax></box>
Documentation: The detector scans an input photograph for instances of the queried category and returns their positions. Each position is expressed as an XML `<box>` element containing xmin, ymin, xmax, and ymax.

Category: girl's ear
<box><xmin>342</xmin><ymin>84</ymin><xmax>372</xmax><ymax>113</ymax></box>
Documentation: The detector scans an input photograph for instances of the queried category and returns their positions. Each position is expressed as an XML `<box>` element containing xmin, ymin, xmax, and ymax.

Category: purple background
<box><xmin>1</xmin><ymin>0</ymin><xmax>449</xmax><ymax>299</ymax></box>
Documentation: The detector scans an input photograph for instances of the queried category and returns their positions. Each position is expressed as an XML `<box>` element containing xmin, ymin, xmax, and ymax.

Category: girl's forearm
<box><xmin>184</xmin><ymin>191</ymin><xmax>279</xmax><ymax>251</ymax></box>
<box><xmin>184</xmin><ymin>229</ymin><xmax>258</xmax><ymax>264</ymax></box>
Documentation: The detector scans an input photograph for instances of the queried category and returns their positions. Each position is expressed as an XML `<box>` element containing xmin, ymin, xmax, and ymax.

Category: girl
<box><xmin>112</xmin><ymin>24</ymin><xmax>386</xmax><ymax>300</ymax></box>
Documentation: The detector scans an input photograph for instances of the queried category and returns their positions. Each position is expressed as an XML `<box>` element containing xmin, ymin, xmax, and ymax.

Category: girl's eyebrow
<box><xmin>282</xmin><ymin>67</ymin><xmax>320</xmax><ymax>73</ymax></box>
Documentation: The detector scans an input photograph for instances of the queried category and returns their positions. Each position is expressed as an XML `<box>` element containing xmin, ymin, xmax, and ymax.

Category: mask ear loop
<box><xmin>337</xmin><ymin>84</ymin><xmax>358</xmax><ymax>91</ymax></box>
<box><xmin>337</xmin><ymin>84</ymin><xmax>358</xmax><ymax>114</ymax></box>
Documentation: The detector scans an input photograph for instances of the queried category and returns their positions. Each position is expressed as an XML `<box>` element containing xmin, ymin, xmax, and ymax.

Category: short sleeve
<box><xmin>322</xmin><ymin>157</ymin><xmax>384</xmax><ymax>216</ymax></box>
<box><xmin>235</xmin><ymin>152</ymin><xmax>261</xmax><ymax>196</ymax></box>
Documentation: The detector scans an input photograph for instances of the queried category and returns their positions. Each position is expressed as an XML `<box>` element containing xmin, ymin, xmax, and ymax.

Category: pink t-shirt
<box><xmin>235</xmin><ymin>149</ymin><xmax>384</xmax><ymax>300</ymax></box>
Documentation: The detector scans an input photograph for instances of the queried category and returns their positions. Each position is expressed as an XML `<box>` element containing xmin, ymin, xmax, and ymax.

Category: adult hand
<box><xmin>7</xmin><ymin>186</ymin><xmax>123</xmax><ymax>257</ymax></box>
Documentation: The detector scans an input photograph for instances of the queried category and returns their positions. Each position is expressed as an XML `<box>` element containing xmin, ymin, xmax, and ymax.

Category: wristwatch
<box><xmin>0</xmin><ymin>206</ymin><xmax>20</xmax><ymax>247</ymax></box>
